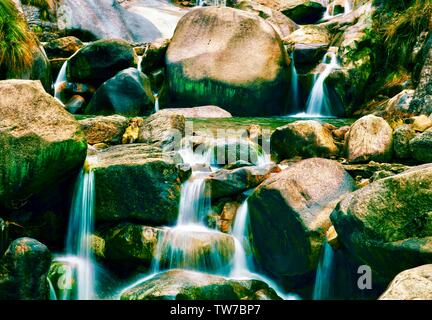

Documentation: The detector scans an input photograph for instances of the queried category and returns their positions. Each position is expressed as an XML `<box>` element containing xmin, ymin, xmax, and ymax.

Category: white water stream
<box><xmin>305</xmin><ymin>51</ymin><xmax>340</xmax><ymax>116</ymax></box>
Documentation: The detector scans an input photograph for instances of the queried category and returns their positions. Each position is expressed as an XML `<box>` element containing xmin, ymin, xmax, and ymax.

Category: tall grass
<box><xmin>380</xmin><ymin>0</ymin><xmax>432</xmax><ymax>67</ymax></box>
<box><xmin>0</xmin><ymin>0</ymin><xmax>37</xmax><ymax>76</ymax></box>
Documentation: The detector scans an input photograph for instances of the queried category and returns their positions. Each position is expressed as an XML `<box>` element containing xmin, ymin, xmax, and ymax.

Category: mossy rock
<box><xmin>91</xmin><ymin>144</ymin><xmax>182</xmax><ymax>225</ymax></box>
<box><xmin>166</xmin><ymin>7</ymin><xmax>290</xmax><ymax>116</ymax></box>
<box><xmin>0</xmin><ymin>80</ymin><xmax>87</xmax><ymax>209</ymax></box>
<box><xmin>67</xmin><ymin>39</ymin><xmax>137</xmax><ymax>87</ymax></box>
<box><xmin>331</xmin><ymin>164</ymin><xmax>432</xmax><ymax>284</ymax></box>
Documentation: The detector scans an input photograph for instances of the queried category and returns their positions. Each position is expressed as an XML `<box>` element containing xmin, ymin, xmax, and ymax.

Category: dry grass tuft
<box><xmin>0</xmin><ymin>0</ymin><xmax>38</xmax><ymax>76</ymax></box>
<box><xmin>382</xmin><ymin>0</ymin><xmax>432</xmax><ymax>65</ymax></box>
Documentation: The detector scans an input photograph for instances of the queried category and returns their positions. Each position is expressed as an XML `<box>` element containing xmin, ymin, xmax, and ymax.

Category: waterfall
<box><xmin>54</xmin><ymin>60</ymin><xmax>68</xmax><ymax>102</ymax></box>
<box><xmin>137</xmin><ymin>55</ymin><xmax>143</xmax><ymax>72</ymax></box>
<box><xmin>344</xmin><ymin>0</ymin><xmax>352</xmax><ymax>14</ymax></box>
<box><xmin>151</xmin><ymin>224</ymin><xmax>233</xmax><ymax>274</ymax></box>
<box><xmin>313</xmin><ymin>243</ymin><xmax>335</xmax><ymax>300</ymax></box>
<box><xmin>149</xmin><ymin>161</ymin><xmax>233</xmax><ymax>274</ymax></box>
<box><xmin>230</xmin><ymin>200</ymin><xmax>253</xmax><ymax>278</ymax></box>
<box><xmin>154</xmin><ymin>94</ymin><xmax>160</xmax><ymax>113</ymax></box>
<box><xmin>54</xmin><ymin>157</ymin><xmax>97</xmax><ymax>300</ymax></box>
<box><xmin>47</xmin><ymin>278</ymin><xmax>58</xmax><ymax>300</ymax></box>
<box><xmin>53</xmin><ymin>49</ymin><xmax>81</xmax><ymax>103</ymax></box>
<box><xmin>323</xmin><ymin>0</ymin><xmax>334</xmax><ymax>20</ymax></box>
<box><xmin>229</xmin><ymin>198</ymin><xmax>299</xmax><ymax>300</ymax></box>
<box><xmin>177</xmin><ymin>172</ymin><xmax>211</xmax><ymax>226</ymax></box>
<box><xmin>290</xmin><ymin>52</ymin><xmax>300</xmax><ymax>111</ymax></box>
<box><xmin>305</xmin><ymin>51</ymin><xmax>339</xmax><ymax>117</ymax></box>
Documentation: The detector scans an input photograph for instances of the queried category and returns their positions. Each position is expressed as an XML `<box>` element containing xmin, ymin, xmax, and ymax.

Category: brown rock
<box><xmin>270</xmin><ymin>120</ymin><xmax>339</xmax><ymax>161</ymax></box>
<box><xmin>79</xmin><ymin>115</ymin><xmax>129</xmax><ymax>145</ymax></box>
<box><xmin>346</xmin><ymin>115</ymin><xmax>393</xmax><ymax>163</ymax></box>
<box><xmin>380</xmin><ymin>265</ymin><xmax>432</xmax><ymax>300</ymax></box>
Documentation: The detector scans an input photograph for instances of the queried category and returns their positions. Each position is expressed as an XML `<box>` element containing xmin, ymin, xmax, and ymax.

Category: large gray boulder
<box><xmin>67</xmin><ymin>39</ymin><xmax>137</xmax><ymax>87</ymax></box>
<box><xmin>85</xmin><ymin>68</ymin><xmax>155</xmax><ymax>116</ymax></box>
<box><xmin>270</xmin><ymin>120</ymin><xmax>338</xmax><ymax>162</ymax></box>
<box><xmin>346</xmin><ymin>115</ymin><xmax>393</xmax><ymax>163</ymax></box>
<box><xmin>331</xmin><ymin>165</ymin><xmax>432</xmax><ymax>284</ymax></box>
<box><xmin>166</xmin><ymin>7</ymin><xmax>290</xmax><ymax>116</ymax></box>
<box><xmin>248</xmin><ymin>158</ymin><xmax>356</xmax><ymax>288</ymax></box>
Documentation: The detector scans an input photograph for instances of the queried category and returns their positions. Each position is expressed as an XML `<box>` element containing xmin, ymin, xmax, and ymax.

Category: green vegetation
<box><xmin>0</xmin><ymin>0</ymin><xmax>37</xmax><ymax>77</ymax></box>
<box><xmin>378</xmin><ymin>0</ymin><xmax>432</xmax><ymax>68</ymax></box>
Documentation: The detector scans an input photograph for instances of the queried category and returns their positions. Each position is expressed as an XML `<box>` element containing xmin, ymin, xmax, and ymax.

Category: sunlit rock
<box><xmin>345</xmin><ymin>115</ymin><xmax>393</xmax><ymax>163</ymax></box>
<box><xmin>379</xmin><ymin>265</ymin><xmax>432</xmax><ymax>300</ymax></box>
<box><xmin>166</xmin><ymin>7</ymin><xmax>290</xmax><ymax>116</ymax></box>
<box><xmin>0</xmin><ymin>80</ymin><xmax>87</xmax><ymax>209</ymax></box>
<box><xmin>78</xmin><ymin>115</ymin><xmax>129</xmax><ymax>145</ymax></box>
<box><xmin>271</xmin><ymin>120</ymin><xmax>339</xmax><ymax>161</ymax></box>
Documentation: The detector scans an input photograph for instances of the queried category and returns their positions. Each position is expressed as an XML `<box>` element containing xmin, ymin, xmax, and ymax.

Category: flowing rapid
<box><xmin>305</xmin><ymin>50</ymin><xmax>339</xmax><ymax>117</ymax></box>
<box><xmin>119</xmin><ymin>139</ymin><xmax>297</xmax><ymax>299</ymax></box>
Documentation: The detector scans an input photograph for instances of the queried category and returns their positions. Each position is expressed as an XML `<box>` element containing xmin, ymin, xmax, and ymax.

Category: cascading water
<box><xmin>137</xmin><ymin>55</ymin><xmax>143</xmax><ymax>72</ymax></box>
<box><xmin>154</xmin><ymin>94</ymin><xmax>160</xmax><ymax>113</ymax></box>
<box><xmin>305</xmin><ymin>50</ymin><xmax>339</xmax><ymax>117</ymax></box>
<box><xmin>120</xmin><ymin>141</ymin><xmax>297</xmax><ymax>299</ymax></box>
<box><xmin>344</xmin><ymin>0</ymin><xmax>352</xmax><ymax>14</ymax></box>
<box><xmin>54</xmin><ymin>157</ymin><xmax>97</xmax><ymax>300</ymax></box>
<box><xmin>229</xmin><ymin>198</ymin><xmax>299</xmax><ymax>300</ymax></box>
<box><xmin>289</xmin><ymin>52</ymin><xmax>301</xmax><ymax>112</ymax></box>
<box><xmin>230</xmin><ymin>200</ymin><xmax>254</xmax><ymax>278</ymax></box>
<box><xmin>53</xmin><ymin>49</ymin><xmax>81</xmax><ymax>103</ymax></box>
<box><xmin>177</xmin><ymin>172</ymin><xmax>211</xmax><ymax>226</ymax></box>
<box><xmin>54</xmin><ymin>61</ymin><xmax>68</xmax><ymax>102</ymax></box>
<box><xmin>313</xmin><ymin>243</ymin><xmax>334</xmax><ymax>300</ymax></box>
<box><xmin>321</xmin><ymin>0</ymin><xmax>353</xmax><ymax>20</ymax></box>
